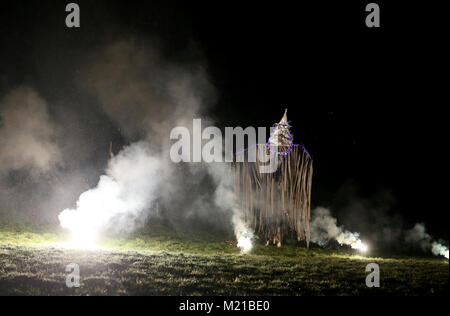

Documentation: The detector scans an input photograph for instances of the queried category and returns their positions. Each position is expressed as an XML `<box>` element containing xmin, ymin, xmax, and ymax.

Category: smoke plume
<box><xmin>55</xmin><ymin>39</ymin><xmax>252</xmax><ymax>249</ymax></box>
<box><xmin>0</xmin><ymin>86</ymin><xmax>61</xmax><ymax>177</ymax></box>
<box><xmin>405</xmin><ymin>223</ymin><xmax>449</xmax><ymax>259</ymax></box>
<box><xmin>432</xmin><ymin>242</ymin><xmax>449</xmax><ymax>260</ymax></box>
<box><xmin>58</xmin><ymin>142</ymin><xmax>164</xmax><ymax>245</ymax></box>
<box><xmin>310</xmin><ymin>207</ymin><xmax>367</xmax><ymax>251</ymax></box>
<box><xmin>208</xmin><ymin>163</ymin><xmax>254</xmax><ymax>253</ymax></box>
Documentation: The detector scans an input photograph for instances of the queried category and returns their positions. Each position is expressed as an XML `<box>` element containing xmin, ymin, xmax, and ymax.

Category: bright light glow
<box><xmin>57</xmin><ymin>226</ymin><xmax>100</xmax><ymax>249</ymax></box>
<box><xmin>59</xmin><ymin>206</ymin><xmax>101</xmax><ymax>249</ymax></box>
<box><xmin>58</xmin><ymin>143</ymin><xmax>161</xmax><ymax>250</ymax></box>
<box><xmin>446</xmin><ymin>251</ymin><xmax>449</xmax><ymax>260</ymax></box>
<box><xmin>233</xmin><ymin>210</ymin><xmax>254</xmax><ymax>254</ymax></box>
<box><xmin>65</xmin><ymin>231</ymin><xmax>99</xmax><ymax>249</ymax></box>
<box><xmin>237</xmin><ymin>235</ymin><xmax>253</xmax><ymax>253</ymax></box>
<box><xmin>351</xmin><ymin>240</ymin><xmax>368</xmax><ymax>253</ymax></box>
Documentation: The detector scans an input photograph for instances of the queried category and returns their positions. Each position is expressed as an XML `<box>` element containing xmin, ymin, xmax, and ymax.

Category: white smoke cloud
<box><xmin>233</xmin><ymin>211</ymin><xmax>254</xmax><ymax>253</ymax></box>
<box><xmin>58</xmin><ymin>142</ymin><xmax>163</xmax><ymax>246</ymax></box>
<box><xmin>432</xmin><ymin>242</ymin><xmax>449</xmax><ymax>260</ymax></box>
<box><xmin>1</xmin><ymin>40</ymin><xmax>253</xmax><ymax>253</ymax></box>
<box><xmin>0</xmin><ymin>86</ymin><xmax>61</xmax><ymax>176</ymax></box>
<box><xmin>405</xmin><ymin>223</ymin><xmax>448</xmax><ymax>259</ymax></box>
<box><xmin>310</xmin><ymin>207</ymin><xmax>367</xmax><ymax>252</ymax></box>
<box><xmin>57</xmin><ymin>39</ymin><xmax>230</xmax><ymax>247</ymax></box>
<box><xmin>208</xmin><ymin>163</ymin><xmax>254</xmax><ymax>253</ymax></box>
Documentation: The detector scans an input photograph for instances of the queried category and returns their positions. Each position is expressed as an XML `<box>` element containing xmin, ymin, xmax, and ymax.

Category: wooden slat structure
<box><xmin>234</xmin><ymin>110</ymin><xmax>313</xmax><ymax>247</ymax></box>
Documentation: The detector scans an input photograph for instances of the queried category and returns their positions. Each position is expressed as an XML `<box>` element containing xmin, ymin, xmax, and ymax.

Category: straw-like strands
<box><xmin>234</xmin><ymin>145</ymin><xmax>313</xmax><ymax>247</ymax></box>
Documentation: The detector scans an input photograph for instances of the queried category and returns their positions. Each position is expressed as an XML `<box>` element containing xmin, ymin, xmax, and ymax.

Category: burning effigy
<box><xmin>234</xmin><ymin>109</ymin><xmax>313</xmax><ymax>247</ymax></box>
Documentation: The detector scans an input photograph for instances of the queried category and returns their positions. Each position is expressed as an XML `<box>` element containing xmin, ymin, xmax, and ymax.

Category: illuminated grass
<box><xmin>0</xmin><ymin>228</ymin><xmax>63</xmax><ymax>246</ymax></box>
<box><xmin>0</xmin><ymin>226</ymin><xmax>448</xmax><ymax>295</ymax></box>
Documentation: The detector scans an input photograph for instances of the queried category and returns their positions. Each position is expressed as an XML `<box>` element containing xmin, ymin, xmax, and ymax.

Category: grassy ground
<box><xmin>0</xmin><ymin>225</ymin><xmax>448</xmax><ymax>296</ymax></box>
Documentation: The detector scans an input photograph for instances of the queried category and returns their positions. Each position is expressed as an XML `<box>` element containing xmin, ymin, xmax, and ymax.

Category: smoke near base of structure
<box><xmin>310</xmin><ymin>207</ymin><xmax>368</xmax><ymax>252</ymax></box>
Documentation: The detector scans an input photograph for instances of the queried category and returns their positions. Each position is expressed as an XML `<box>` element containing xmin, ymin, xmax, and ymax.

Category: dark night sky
<box><xmin>0</xmin><ymin>1</ymin><xmax>446</xmax><ymax>238</ymax></box>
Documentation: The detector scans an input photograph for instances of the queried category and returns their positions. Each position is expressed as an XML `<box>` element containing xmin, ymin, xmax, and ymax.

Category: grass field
<box><xmin>0</xmin><ymin>224</ymin><xmax>448</xmax><ymax>296</ymax></box>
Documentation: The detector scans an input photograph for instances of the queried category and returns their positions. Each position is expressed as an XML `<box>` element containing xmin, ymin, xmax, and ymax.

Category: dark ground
<box><xmin>0</xmin><ymin>227</ymin><xmax>448</xmax><ymax>296</ymax></box>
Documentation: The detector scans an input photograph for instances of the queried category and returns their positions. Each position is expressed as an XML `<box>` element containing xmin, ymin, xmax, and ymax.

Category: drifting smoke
<box><xmin>56</xmin><ymin>40</ymin><xmax>213</xmax><ymax>242</ymax></box>
<box><xmin>0</xmin><ymin>38</ymin><xmax>252</xmax><ymax>252</ymax></box>
<box><xmin>58</xmin><ymin>142</ymin><xmax>163</xmax><ymax>247</ymax></box>
<box><xmin>405</xmin><ymin>223</ymin><xmax>449</xmax><ymax>259</ymax></box>
<box><xmin>0</xmin><ymin>87</ymin><xmax>68</xmax><ymax>224</ymax></box>
<box><xmin>233</xmin><ymin>212</ymin><xmax>254</xmax><ymax>253</ymax></box>
<box><xmin>79</xmin><ymin>39</ymin><xmax>216</xmax><ymax>143</ymax></box>
<box><xmin>208</xmin><ymin>163</ymin><xmax>254</xmax><ymax>253</ymax></box>
<box><xmin>0</xmin><ymin>87</ymin><xmax>61</xmax><ymax>177</ymax></box>
<box><xmin>56</xmin><ymin>40</ymin><xmax>250</xmax><ymax>250</ymax></box>
<box><xmin>310</xmin><ymin>207</ymin><xmax>367</xmax><ymax>252</ymax></box>
<box><xmin>405</xmin><ymin>223</ymin><xmax>431</xmax><ymax>251</ymax></box>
